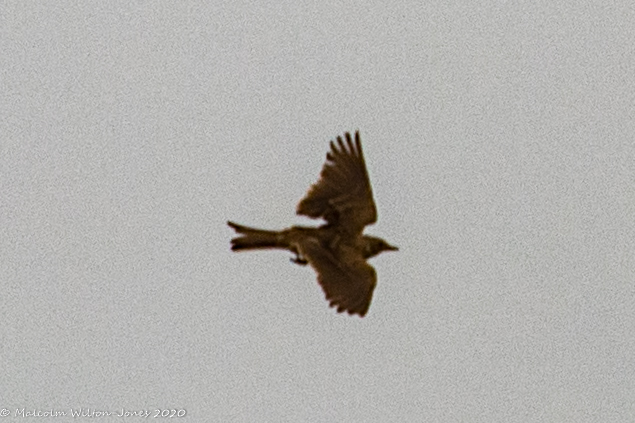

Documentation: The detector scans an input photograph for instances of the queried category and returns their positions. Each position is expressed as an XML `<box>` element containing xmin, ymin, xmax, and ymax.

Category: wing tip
<box><xmin>330</xmin><ymin>130</ymin><xmax>363</xmax><ymax>158</ymax></box>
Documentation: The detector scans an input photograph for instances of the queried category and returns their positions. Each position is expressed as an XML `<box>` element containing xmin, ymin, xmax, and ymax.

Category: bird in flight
<box><xmin>227</xmin><ymin>131</ymin><xmax>397</xmax><ymax>317</ymax></box>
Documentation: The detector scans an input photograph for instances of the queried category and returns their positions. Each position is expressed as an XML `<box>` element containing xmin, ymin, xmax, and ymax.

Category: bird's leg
<box><xmin>290</xmin><ymin>253</ymin><xmax>308</xmax><ymax>266</ymax></box>
<box><xmin>289</xmin><ymin>246</ymin><xmax>308</xmax><ymax>266</ymax></box>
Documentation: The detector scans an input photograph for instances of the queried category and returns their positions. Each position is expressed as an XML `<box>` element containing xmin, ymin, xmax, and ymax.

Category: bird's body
<box><xmin>228</xmin><ymin>131</ymin><xmax>397</xmax><ymax>317</ymax></box>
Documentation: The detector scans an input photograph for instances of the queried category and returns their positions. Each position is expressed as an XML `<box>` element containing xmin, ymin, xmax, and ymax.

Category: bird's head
<box><xmin>362</xmin><ymin>235</ymin><xmax>398</xmax><ymax>259</ymax></box>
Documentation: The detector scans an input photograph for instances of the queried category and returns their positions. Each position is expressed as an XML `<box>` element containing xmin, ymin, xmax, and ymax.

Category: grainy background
<box><xmin>2</xmin><ymin>1</ymin><xmax>634</xmax><ymax>421</ymax></box>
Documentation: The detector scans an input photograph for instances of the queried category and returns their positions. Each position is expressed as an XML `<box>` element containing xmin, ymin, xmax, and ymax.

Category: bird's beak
<box><xmin>387</xmin><ymin>244</ymin><xmax>398</xmax><ymax>251</ymax></box>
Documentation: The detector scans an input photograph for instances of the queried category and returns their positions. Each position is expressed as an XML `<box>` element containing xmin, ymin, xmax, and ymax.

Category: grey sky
<box><xmin>2</xmin><ymin>1</ymin><xmax>634</xmax><ymax>422</ymax></box>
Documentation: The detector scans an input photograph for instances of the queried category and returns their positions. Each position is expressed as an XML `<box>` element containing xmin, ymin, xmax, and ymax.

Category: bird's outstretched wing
<box><xmin>296</xmin><ymin>131</ymin><xmax>377</xmax><ymax>236</ymax></box>
<box><xmin>298</xmin><ymin>238</ymin><xmax>376</xmax><ymax>317</ymax></box>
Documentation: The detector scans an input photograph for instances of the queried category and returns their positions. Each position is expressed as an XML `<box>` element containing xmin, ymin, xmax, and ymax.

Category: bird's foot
<box><xmin>290</xmin><ymin>255</ymin><xmax>308</xmax><ymax>266</ymax></box>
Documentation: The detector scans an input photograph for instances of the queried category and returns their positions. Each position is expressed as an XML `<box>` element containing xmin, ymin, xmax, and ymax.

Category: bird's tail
<box><xmin>227</xmin><ymin>221</ymin><xmax>287</xmax><ymax>251</ymax></box>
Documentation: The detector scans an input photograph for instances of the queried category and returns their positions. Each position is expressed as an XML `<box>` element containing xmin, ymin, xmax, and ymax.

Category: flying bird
<box><xmin>227</xmin><ymin>131</ymin><xmax>397</xmax><ymax>317</ymax></box>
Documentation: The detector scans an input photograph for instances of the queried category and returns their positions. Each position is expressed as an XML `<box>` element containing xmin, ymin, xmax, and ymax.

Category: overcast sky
<box><xmin>2</xmin><ymin>1</ymin><xmax>635</xmax><ymax>422</ymax></box>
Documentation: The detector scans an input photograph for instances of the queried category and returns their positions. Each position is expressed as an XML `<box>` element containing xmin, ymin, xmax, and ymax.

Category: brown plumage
<box><xmin>228</xmin><ymin>131</ymin><xmax>397</xmax><ymax>317</ymax></box>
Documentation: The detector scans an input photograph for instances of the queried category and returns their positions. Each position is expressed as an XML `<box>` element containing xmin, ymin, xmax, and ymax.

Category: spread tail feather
<box><xmin>227</xmin><ymin>221</ymin><xmax>286</xmax><ymax>251</ymax></box>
